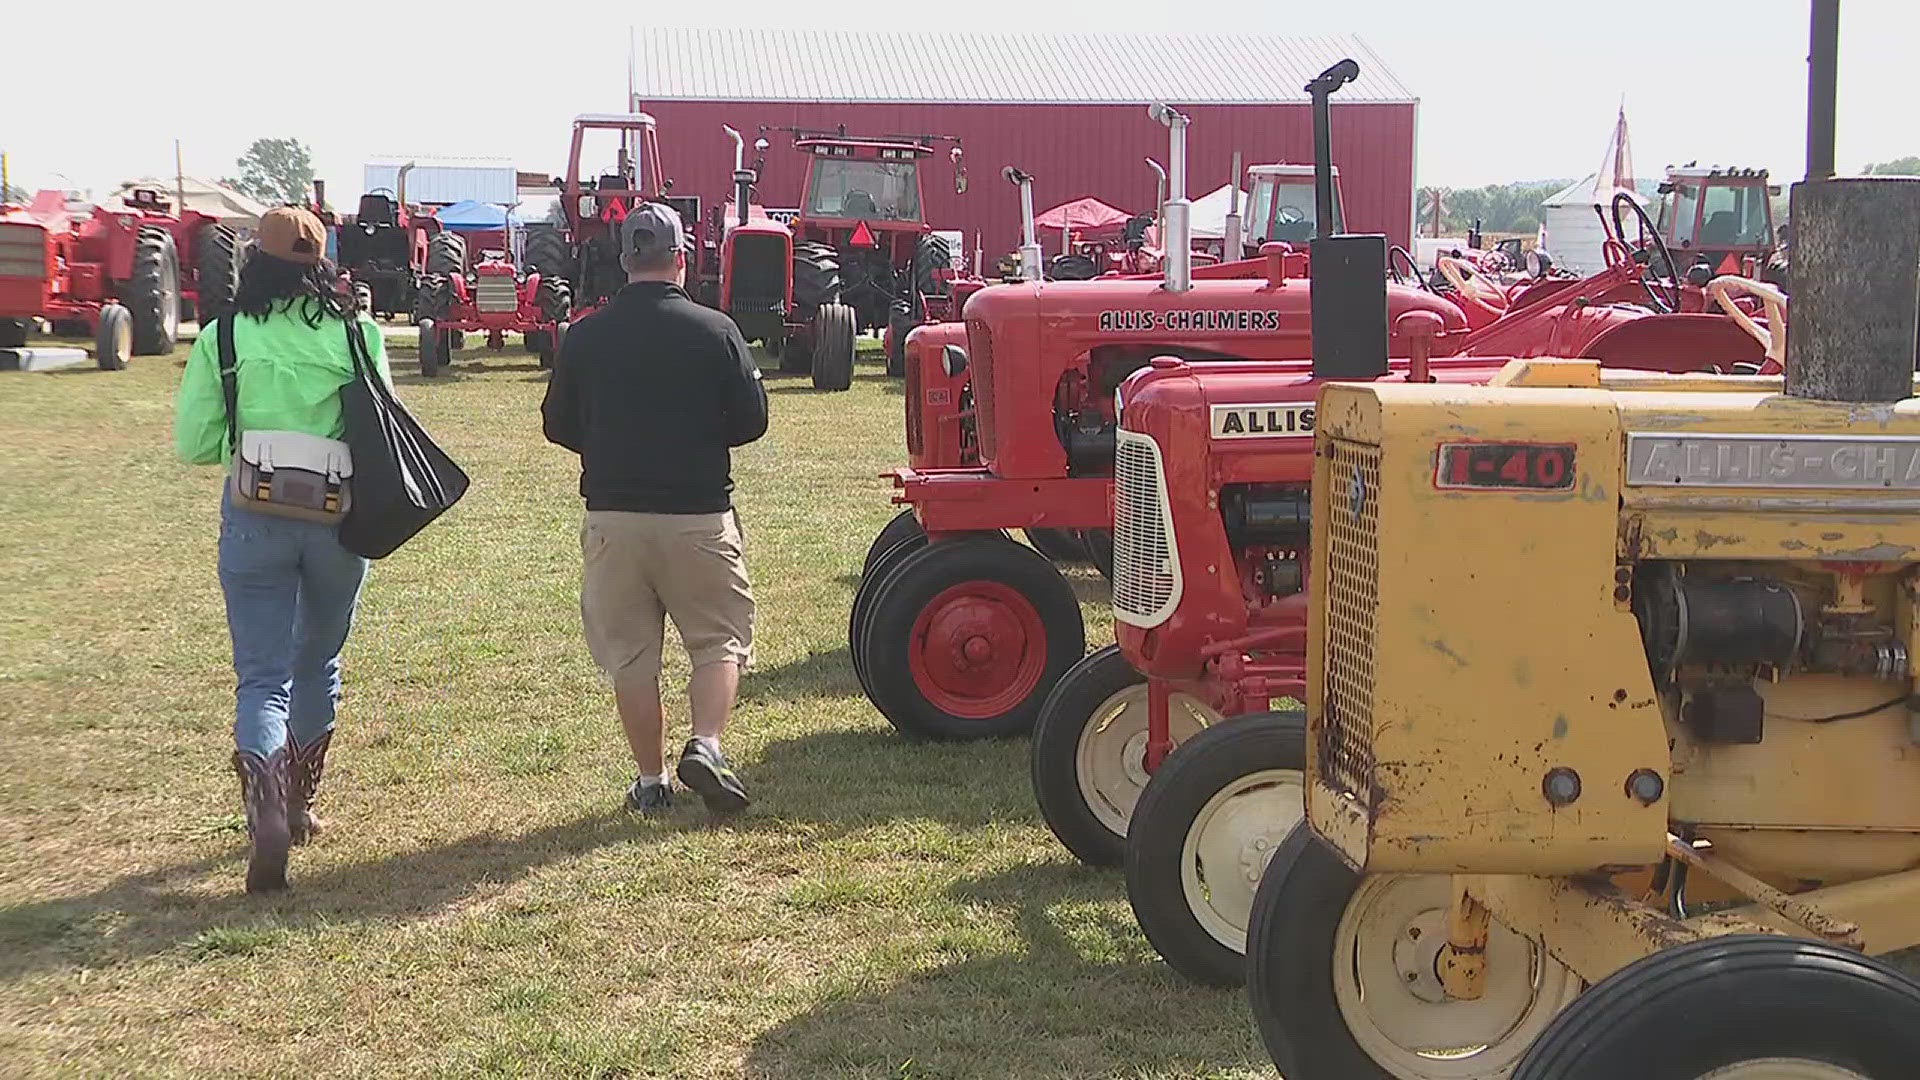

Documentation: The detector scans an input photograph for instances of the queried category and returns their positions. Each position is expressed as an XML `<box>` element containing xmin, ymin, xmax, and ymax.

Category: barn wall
<box><xmin>636</xmin><ymin>101</ymin><xmax>1415</xmax><ymax>258</ymax></box>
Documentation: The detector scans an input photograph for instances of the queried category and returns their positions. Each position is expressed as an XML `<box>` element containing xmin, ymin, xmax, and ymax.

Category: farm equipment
<box><xmin>848</xmin><ymin>63</ymin><xmax>1471</xmax><ymax>744</ymax></box>
<box><xmin>413</xmin><ymin>224</ymin><xmax>571</xmax><ymax>377</ymax></box>
<box><xmin>1243</xmin><ymin>164</ymin><xmax>1920</xmax><ymax>1080</ymax></box>
<box><xmin>763</xmin><ymin>125</ymin><xmax>967</xmax><ymax>379</ymax></box>
<box><xmin>1656</xmin><ymin>162</ymin><xmax>1781</xmax><ymax>281</ymax></box>
<box><xmin>333</xmin><ymin>167</ymin><xmax>435</xmax><ymax>319</ymax></box>
<box><xmin>0</xmin><ymin>186</ymin><xmax>238</xmax><ymax>368</ymax></box>
<box><xmin>522</xmin><ymin>113</ymin><xmax>673</xmax><ymax>321</ymax></box>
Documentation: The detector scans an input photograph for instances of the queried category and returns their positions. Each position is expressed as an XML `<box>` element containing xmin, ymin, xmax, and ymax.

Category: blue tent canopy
<box><xmin>434</xmin><ymin>199</ymin><xmax>520</xmax><ymax>232</ymax></box>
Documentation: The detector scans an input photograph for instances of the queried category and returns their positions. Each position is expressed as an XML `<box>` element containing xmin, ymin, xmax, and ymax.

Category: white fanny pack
<box><xmin>217</xmin><ymin>316</ymin><xmax>354</xmax><ymax>524</ymax></box>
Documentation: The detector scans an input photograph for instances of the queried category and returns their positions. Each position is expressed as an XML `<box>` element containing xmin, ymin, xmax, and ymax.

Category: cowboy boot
<box><xmin>234</xmin><ymin>747</ymin><xmax>292</xmax><ymax>893</ymax></box>
<box><xmin>286</xmin><ymin>731</ymin><xmax>332</xmax><ymax>846</ymax></box>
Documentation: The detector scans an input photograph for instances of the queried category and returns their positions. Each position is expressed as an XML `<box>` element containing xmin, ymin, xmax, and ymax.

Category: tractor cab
<box><xmin>548</xmin><ymin>113</ymin><xmax>670</xmax><ymax>311</ymax></box>
<box><xmin>122</xmin><ymin>187</ymin><xmax>174</xmax><ymax>216</ymax></box>
<box><xmin>1245</xmin><ymin>164</ymin><xmax>1343</xmax><ymax>248</ymax></box>
<box><xmin>795</xmin><ymin>136</ymin><xmax>930</xmax><ymax>227</ymax></box>
<box><xmin>1655</xmin><ymin>164</ymin><xmax>1778</xmax><ymax>276</ymax></box>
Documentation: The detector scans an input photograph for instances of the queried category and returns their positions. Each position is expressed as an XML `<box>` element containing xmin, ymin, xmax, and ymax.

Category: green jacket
<box><xmin>174</xmin><ymin>306</ymin><xmax>392</xmax><ymax>466</ymax></box>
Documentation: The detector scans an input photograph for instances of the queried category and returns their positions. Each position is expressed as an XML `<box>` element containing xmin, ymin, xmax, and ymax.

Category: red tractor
<box><xmin>1655</xmin><ymin>163</ymin><xmax>1782</xmax><ymax>282</ymax></box>
<box><xmin>521</xmin><ymin>113</ymin><xmax>675</xmax><ymax>322</ymax></box>
<box><xmin>0</xmin><ymin>186</ymin><xmax>239</xmax><ymax>368</ymax></box>
<box><xmin>847</xmin><ymin>70</ymin><xmax>1474</xmax><ymax>746</ymax></box>
<box><xmin>759</xmin><ymin>126</ymin><xmax>967</xmax><ymax>382</ymax></box>
<box><xmin>412</xmin><ymin>221</ymin><xmax>571</xmax><ymax>377</ymax></box>
<box><xmin>333</xmin><ymin>168</ymin><xmax>437</xmax><ymax>320</ymax></box>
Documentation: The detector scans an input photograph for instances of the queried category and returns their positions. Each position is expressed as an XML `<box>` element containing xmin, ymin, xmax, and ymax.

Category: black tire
<box><xmin>534</xmin><ymin>275</ymin><xmax>572</xmax><ymax>323</ymax></box>
<box><xmin>810</xmin><ymin>302</ymin><xmax>856</xmax><ymax>392</ymax></box>
<box><xmin>524</xmin><ymin>227</ymin><xmax>571</xmax><ymax>279</ymax></box>
<box><xmin>1246</xmin><ymin>824</ymin><xmax>1577</xmax><ymax>1079</ymax></box>
<box><xmin>885</xmin><ymin>301</ymin><xmax>913</xmax><ymax>378</ymax></box>
<box><xmin>1081</xmin><ymin>529</ymin><xmax>1115</xmax><ymax>581</ymax></box>
<box><xmin>1026</xmin><ymin>528</ymin><xmax>1089</xmax><ymax>565</ymax></box>
<box><xmin>526</xmin><ymin>329</ymin><xmax>551</xmax><ymax>361</ymax></box>
<box><xmin>791</xmin><ymin>242</ymin><xmax>843</xmax><ymax>312</ymax></box>
<box><xmin>0</xmin><ymin>318</ymin><xmax>26</xmax><ymax>349</ymax></box>
<box><xmin>413</xmin><ymin>274</ymin><xmax>453</xmax><ymax>322</ymax></box>
<box><xmin>418</xmin><ymin>318</ymin><xmax>443</xmax><ymax>377</ymax></box>
<box><xmin>1515</xmin><ymin>936</ymin><xmax>1920</xmax><ymax>1079</ymax></box>
<box><xmin>352</xmin><ymin>281</ymin><xmax>373</xmax><ymax>316</ymax></box>
<box><xmin>859</xmin><ymin>535</ymin><xmax>1085</xmax><ymax>740</ymax></box>
<box><xmin>1030</xmin><ymin>645</ymin><xmax>1144</xmax><ymax>866</ymax></box>
<box><xmin>914</xmin><ymin>233</ymin><xmax>951</xmax><ymax>298</ymax></box>
<box><xmin>779</xmin><ymin>331</ymin><xmax>812</xmax><ymax>374</ymax></box>
<box><xmin>1048</xmin><ymin>253</ymin><xmax>1099</xmax><ymax>280</ymax></box>
<box><xmin>849</xmin><ymin>531</ymin><xmax>929</xmax><ymax>700</ymax></box>
<box><xmin>192</xmin><ymin>222</ymin><xmax>240</xmax><ymax>324</ymax></box>
<box><xmin>95</xmin><ymin>305</ymin><xmax>132</xmax><ymax>370</ymax></box>
<box><xmin>125</xmin><ymin>226</ymin><xmax>179</xmax><ymax>355</ymax></box>
<box><xmin>1126</xmin><ymin>711</ymin><xmax>1305</xmax><ymax>986</ymax></box>
<box><xmin>426</xmin><ymin>232</ymin><xmax>466</xmax><ymax>276</ymax></box>
<box><xmin>861</xmin><ymin>510</ymin><xmax>927</xmax><ymax>579</ymax></box>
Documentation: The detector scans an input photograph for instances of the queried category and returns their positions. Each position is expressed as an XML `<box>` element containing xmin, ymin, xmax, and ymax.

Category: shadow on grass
<box><xmin>737</xmin><ymin>725</ymin><xmax>1031</xmax><ymax>837</ymax></box>
<box><xmin>743</xmin><ymin>646</ymin><xmax>856</xmax><ymax>701</ymax></box>
<box><xmin>744</xmin><ymin>862</ymin><xmax>1260</xmax><ymax>1079</ymax></box>
<box><xmin>0</xmin><ymin>810</ymin><xmax>638</xmax><ymax>983</ymax></box>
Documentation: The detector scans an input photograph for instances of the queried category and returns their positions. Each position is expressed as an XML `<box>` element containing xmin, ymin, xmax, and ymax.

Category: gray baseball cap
<box><xmin>621</xmin><ymin>201</ymin><xmax>688</xmax><ymax>260</ymax></box>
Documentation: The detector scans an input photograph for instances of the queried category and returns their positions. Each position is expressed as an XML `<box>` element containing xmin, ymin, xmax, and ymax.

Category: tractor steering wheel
<box><xmin>1611</xmin><ymin>192</ymin><xmax>1682</xmax><ymax>314</ymax></box>
<box><xmin>1388</xmin><ymin>245</ymin><xmax>1431</xmax><ymax>291</ymax></box>
<box><xmin>1437</xmin><ymin>255</ymin><xmax>1509</xmax><ymax>317</ymax></box>
<box><xmin>1275</xmin><ymin>205</ymin><xmax>1307</xmax><ymax>226</ymax></box>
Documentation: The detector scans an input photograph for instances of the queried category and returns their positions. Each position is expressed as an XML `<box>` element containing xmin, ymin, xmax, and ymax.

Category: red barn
<box><xmin>632</xmin><ymin>29</ymin><xmax>1418</xmax><ymax>262</ymax></box>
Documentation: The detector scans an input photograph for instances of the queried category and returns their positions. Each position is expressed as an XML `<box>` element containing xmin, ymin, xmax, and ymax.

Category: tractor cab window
<box><xmin>805</xmin><ymin>158</ymin><xmax>923</xmax><ymax>222</ymax></box>
<box><xmin>1246</xmin><ymin>178</ymin><xmax>1341</xmax><ymax>246</ymax></box>
<box><xmin>1659</xmin><ymin>183</ymin><xmax>1701</xmax><ymax>247</ymax></box>
<box><xmin>1697</xmin><ymin>182</ymin><xmax>1772</xmax><ymax>248</ymax></box>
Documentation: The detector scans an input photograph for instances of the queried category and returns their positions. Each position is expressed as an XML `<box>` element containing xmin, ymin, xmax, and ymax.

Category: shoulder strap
<box><xmin>217</xmin><ymin>316</ymin><xmax>239</xmax><ymax>453</ymax></box>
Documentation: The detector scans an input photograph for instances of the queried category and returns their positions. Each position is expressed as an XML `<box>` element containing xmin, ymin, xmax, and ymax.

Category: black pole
<box><xmin>1806</xmin><ymin>0</ymin><xmax>1839</xmax><ymax>180</ymax></box>
<box><xmin>1304</xmin><ymin>59</ymin><xmax>1359</xmax><ymax>237</ymax></box>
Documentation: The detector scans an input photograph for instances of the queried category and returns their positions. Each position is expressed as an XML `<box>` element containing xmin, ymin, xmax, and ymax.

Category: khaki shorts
<box><xmin>580</xmin><ymin>510</ymin><xmax>754</xmax><ymax>680</ymax></box>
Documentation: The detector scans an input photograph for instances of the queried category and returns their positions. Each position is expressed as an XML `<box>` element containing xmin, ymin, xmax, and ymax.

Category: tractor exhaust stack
<box><xmin>1150</xmin><ymin>104</ymin><xmax>1192</xmax><ymax>294</ymax></box>
<box><xmin>1784</xmin><ymin>0</ymin><xmax>1920</xmax><ymax>404</ymax></box>
<box><xmin>1223</xmin><ymin>151</ymin><xmax>1244</xmax><ymax>260</ymax></box>
<box><xmin>723</xmin><ymin>125</ymin><xmax>752</xmax><ymax>228</ymax></box>
<box><xmin>1304</xmin><ymin>58</ymin><xmax>1390</xmax><ymax>382</ymax></box>
<box><xmin>1005</xmin><ymin>167</ymin><xmax>1042</xmax><ymax>282</ymax></box>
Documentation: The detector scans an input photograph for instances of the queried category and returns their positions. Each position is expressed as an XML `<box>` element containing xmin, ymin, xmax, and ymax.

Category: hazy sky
<box><xmin>4</xmin><ymin>0</ymin><xmax>1914</xmax><ymax>200</ymax></box>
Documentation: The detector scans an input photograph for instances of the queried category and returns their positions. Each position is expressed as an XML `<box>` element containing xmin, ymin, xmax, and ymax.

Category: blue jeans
<box><xmin>217</xmin><ymin>491</ymin><xmax>369</xmax><ymax>758</ymax></box>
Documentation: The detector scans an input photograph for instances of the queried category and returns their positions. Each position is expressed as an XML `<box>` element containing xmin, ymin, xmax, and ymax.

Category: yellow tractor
<box><xmin>1241</xmin><ymin>8</ymin><xmax>1920</xmax><ymax>1075</ymax></box>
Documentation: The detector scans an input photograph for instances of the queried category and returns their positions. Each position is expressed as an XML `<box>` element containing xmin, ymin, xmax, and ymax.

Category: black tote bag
<box><xmin>337</xmin><ymin>318</ymin><xmax>470</xmax><ymax>559</ymax></box>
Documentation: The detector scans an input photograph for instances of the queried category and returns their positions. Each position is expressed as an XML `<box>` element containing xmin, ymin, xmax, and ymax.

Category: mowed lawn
<box><xmin>0</xmin><ymin>334</ymin><xmax>1272</xmax><ymax>1078</ymax></box>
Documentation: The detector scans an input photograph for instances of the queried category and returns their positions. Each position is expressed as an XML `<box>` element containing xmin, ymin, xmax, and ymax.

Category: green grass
<box><xmin>0</xmin><ymin>332</ymin><xmax>1271</xmax><ymax>1078</ymax></box>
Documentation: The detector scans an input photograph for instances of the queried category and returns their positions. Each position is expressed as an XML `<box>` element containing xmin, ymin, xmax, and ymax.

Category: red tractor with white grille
<box><xmin>0</xmin><ymin>186</ymin><xmax>239</xmax><ymax>368</ymax></box>
<box><xmin>412</xmin><ymin>222</ymin><xmax>571</xmax><ymax>377</ymax></box>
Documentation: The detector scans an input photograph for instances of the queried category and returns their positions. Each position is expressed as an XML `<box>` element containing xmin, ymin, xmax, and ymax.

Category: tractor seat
<box><xmin>357</xmin><ymin>194</ymin><xmax>397</xmax><ymax>226</ymax></box>
<box><xmin>842</xmin><ymin>191</ymin><xmax>879</xmax><ymax>216</ymax></box>
<box><xmin>1700</xmin><ymin>210</ymin><xmax>1739</xmax><ymax>246</ymax></box>
<box><xmin>598</xmin><ymin>174</ymin><xmax>627</xmax><ymax>191</ymax></box>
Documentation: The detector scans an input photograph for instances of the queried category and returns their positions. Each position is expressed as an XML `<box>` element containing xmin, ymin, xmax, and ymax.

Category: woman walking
<box><xmin>173</xmin><ymin>206</ymin><xmax>391</xmax><ymax>893</ymax></box>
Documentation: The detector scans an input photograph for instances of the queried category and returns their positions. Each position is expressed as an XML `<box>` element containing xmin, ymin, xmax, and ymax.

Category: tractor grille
<box><xmin>0</xmin><ymin>224</ymin><xmax>48</xmax><ymax>280</ymax></box>
<box><xmin>967</xmin><ymin>318</ymin><xmax>997</xmax><ymax>460</ymax></box>
<box><xmin>1111</xmin><ymin>430</ymin><xmax>1180</xmax><ymax>626</ymax></box>
<box><xmin>905</xmin><ymin>341</ymin><xmax>924</xmax><ymax>456</ymax></box>
<box><xmin>1318</xmin><ymin>438</ymin><xmax>1381</xmax><ymax>805</ymax></box>
<box><xmin>727</xmin><ymin>234</ymin><xmax>788</xmax><ymax>311</ymax></box>
<box><xmin>475</xmin><ymin>277</ymin><xmax>519</xmax><ymax>314</ymax></box>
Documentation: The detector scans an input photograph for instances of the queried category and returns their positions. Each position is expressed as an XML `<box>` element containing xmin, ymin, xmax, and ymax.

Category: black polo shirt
<box><xmin>541</xmin><ymin>281</ymin><xmax>769</xmax><ymax>513</ymax></box>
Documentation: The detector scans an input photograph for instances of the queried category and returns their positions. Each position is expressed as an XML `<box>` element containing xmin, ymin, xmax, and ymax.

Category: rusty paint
<box><xmin>1425</xmin><ymin>638</ymin><xmax>1468</xmax><ymax>669</ymax></box>
<box><xmin>1834</xmin><ymin>542</ymin><xmax>1917</xmax><ymax>561</ymax></box>
<box><xmin>1692</xmin><ymin>530</ymin><xmax>1740</xmax><ymax>549</ymax></box>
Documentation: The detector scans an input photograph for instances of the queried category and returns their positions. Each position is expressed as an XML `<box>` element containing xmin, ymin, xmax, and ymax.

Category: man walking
<box><xmin>542</xmin><ymin>203</ymin><xmax>769</xmax><ymax>814</ymax></box>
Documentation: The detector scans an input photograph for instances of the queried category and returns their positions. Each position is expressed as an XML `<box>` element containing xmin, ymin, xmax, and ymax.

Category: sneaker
<box><xmin>624</xmin><ymin>778</ymin><xmax>673</xmax><ymax>814</ymax></box>
<box><xmin>675</xmin><ymin>739</ymin><xmax>750</xmax><ymax>813</ymax></box>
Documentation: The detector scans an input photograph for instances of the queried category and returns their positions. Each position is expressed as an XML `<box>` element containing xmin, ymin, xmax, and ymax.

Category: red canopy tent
<box><xmin>1034</xmin><ymin>196</ymin><xmax>1133</xmax><ymax>240</ymax></box>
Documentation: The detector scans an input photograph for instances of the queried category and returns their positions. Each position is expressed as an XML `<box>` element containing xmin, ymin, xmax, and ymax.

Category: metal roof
<box><xmin>361</xmin><ymin>161</ymin><xmax>519</xmax><ymax>204</ymax></box>
<box><xmin>633</xmin><ymin>29</ymin><xmax>1416</xmax><ymax>105</ymax></box>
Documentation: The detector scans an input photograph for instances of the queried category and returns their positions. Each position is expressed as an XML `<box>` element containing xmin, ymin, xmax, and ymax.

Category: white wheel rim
<box><xmin>1332</xmin><ymin>875</ymin><xmax>1581</xmax><ymax>1079</ymax></box>
<box><xmin>1178</xmin><ymin>767</ymin><xmax>1304</xmax><ymax>952</ymax></box>
<box><xmin>1073</xmin><ymin>684</ymin><xmax>1216</xmax><ymax>836</ymax></box>
<box><xmin>1699</xmin><ymin>1063</ymin><xmax>1869</xmax><ymax>1080</ymax></box>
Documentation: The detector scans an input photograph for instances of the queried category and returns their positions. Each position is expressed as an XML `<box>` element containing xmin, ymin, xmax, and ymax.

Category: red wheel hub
<box><xmin>908</xmin><ymin>580</ymin><xmax>1048</xmax><ymax>719</ymax></box>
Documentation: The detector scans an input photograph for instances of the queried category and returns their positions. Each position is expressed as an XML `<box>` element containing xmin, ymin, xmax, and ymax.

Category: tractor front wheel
<box><xmin>858</xmin><ymin>535</ymin><xmax>1084</xmax><ymax>740</ymax></box>
<box><xmin>1026</xmin><ymin>528</ymin><xmax>1089</xmax><ymax>565</ymax></box>
<box><xmin>885</xmin><ymin>300</ymin><xmax>915</xmax><ymax>378</ymax></box>
<box><xmin>1126</xmin><ymin>711</ymin><xmax>1303</xmax><ymax>985</ymax></box>
<box><xmin>0</xmin><ymin>318</ymin><xmax>26</xmax><ymax>349</ymax></box>
<box><xmin>1030</xmin><ymin>644</ymin><xmax>1216</xmax><ymax>866</ymax></box>
<box><xmin>811</xmin><ymin>302</ymin><xmax>856</xmax><ymax>392</ymax></box>
<box><xmin>417</xmin><ymin>318</ymin><xmax>445</xmax><ymax>377</ymax></box>
<box><xmin>126</xmin><ymin>227</ymin><xmax>180</xmax><ymax>355</ymax></box>
<box><xmin>1246</xmin><ymin>826</ymin><xmax>1580</xmax><ymax>1079</ymax></box>
<box><xmin>193</xmin><ymin>221</ymin><xmax>240</xmax><ymax>324</ymax></box>
<box><xmin>1513</xmin><ymin>936</ymin><xmax>1920</xmax><ymax>1079</ymax></box>
<box><xmin>95</xmin><ymin>305</ymin><xmax>132</xmax><ymax>370</ymax></box>
<box><xmin>862</xmin><ymin>510</ymin><xmax>927</xmax><ymax>580</ymax></box>
<box><xmin>779</xmin><ymin>331</ymin><xmax>812</xmax><ymax>374</ymax></box>
<box><xmin>849</xmin><ymin>529</ymin><xmax>930</xmax><ymax>701</ymax></box>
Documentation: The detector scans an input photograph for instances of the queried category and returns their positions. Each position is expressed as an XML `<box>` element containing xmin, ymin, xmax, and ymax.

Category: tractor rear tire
<box><xmin>535</xmin><ymin>276</ymin><xmax>573</xmax><ymax>323</ymax></box>
<box><xmin>524</xmin><ymin>227</ymin><xmax>571</xmax><ymax>280</ymax></box>
<box><xmin>0</xmin><ymin>318</ymin><xmax>26</xmax><ymax>349</ymax></box>
<box><xmin>858</xmin><ymin>534</ymin><xmax>1085</xmax><ymax>740</ymax></box>
<box><xmin>915</xmin><ymin>233</ymin><xmax>952</xmax><ymax>298</ymax></box>
<box><xmin>1030</xmin><ymin>645</ymin><xmax>1216</xmax><ymax>867</ymax></box>
<box><xmin>810</xmin><ymin>302</ymin><xmax>856</xmax><ymax>391</ymax></box>
<box><xmin>1026</xmin><ymin>528</ymin><xmax>1089</xmax><ymax>565</ymax></box>
<box><xmin>1125</xmin><ymin>711</ymin><xmax>1305</xmax><ymax>987</ymax></box>
<box><xmin>1513</xmin><ymin>936</ymin><xmax>1920</xmax><ymax>1079</ymax></box>
<box><xmin>193</xmin><ymin>222</ymin><xmax>240</xmax><ymax>324</ymax></box>
<box><xmin>126</xmin><ymin>227</ymin><xmax>180</xmax><ymax>355</ymax></box>
<box><xmin>426</xmin><ymin>232</ymin><xmax>466</xmax><ymax>277</ymax></box>
<box><xmin>886</xmin><ymin>301</ymin><xmax>914</xmax><ymax>378</ymax></box>
<box><xmin>792</xmin><ymin>242</ymin><xmax>843</xmax><ymax>312</ymax></box>
<box><xmin>861</xmin><ymin>510</ymin><xmax>927</xmax><ymax>580</ymax></box>
<box><xmin>95</xmin><ymin>305</ymin><xmax>132</xmax><ymax>370</ymax></box>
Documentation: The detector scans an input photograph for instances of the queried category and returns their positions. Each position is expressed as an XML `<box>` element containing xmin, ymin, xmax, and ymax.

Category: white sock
<box><xmin>692</xmin><ymin>736</ymin><xmax>721</xmax><ymax>757</ymax></box>
<box><xmin>635</xmin><ymin>773</ymin><xmax>663</xmax><ymax>788</ymax></box>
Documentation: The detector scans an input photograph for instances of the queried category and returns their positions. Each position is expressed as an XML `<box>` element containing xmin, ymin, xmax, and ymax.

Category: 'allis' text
<box><xmin>1099</xmin><ymin>310</ymin><xmax>1284</xmax><ymax>333</ymax></box>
